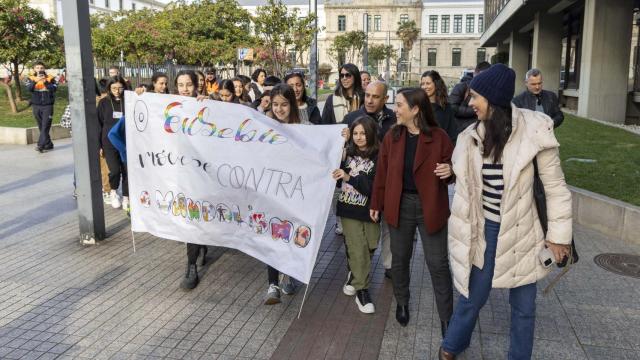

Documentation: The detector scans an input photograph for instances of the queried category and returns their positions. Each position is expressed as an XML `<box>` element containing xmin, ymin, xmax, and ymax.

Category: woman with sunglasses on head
<box><xmin>284</xmin><ymin>72</ymin><xmax>321</xmax><ymax>124</ymax></box>
<box><xmin>321</xmin><ymin>63</ymin><xmax>364</xmax><ymax>125</ymax></box>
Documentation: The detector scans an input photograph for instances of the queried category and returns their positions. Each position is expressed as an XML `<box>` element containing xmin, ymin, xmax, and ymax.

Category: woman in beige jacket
<box><xmin>439</xmin><ymin>64</ymin><xmax>572</xmax><ymax>360</ymax></box>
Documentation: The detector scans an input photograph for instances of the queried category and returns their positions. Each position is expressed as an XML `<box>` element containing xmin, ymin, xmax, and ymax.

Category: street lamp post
<box><xmin>363</xmin><ymin>13</ymin><xmax>369</xmax><ymax>72</ymax></box>
<box><xmin>309</xmin><ymin>0</ymin><xmax>318</xmax><ymax>100</ymax></box>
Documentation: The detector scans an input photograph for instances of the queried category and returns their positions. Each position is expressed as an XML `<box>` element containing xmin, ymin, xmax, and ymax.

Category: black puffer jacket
<box><xmin>449</xmin><ymin>75</ymin><xmax>476</xmax><ymax>133</ymax></box>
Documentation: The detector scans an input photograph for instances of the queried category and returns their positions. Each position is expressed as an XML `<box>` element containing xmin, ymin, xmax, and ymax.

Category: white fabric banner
<box><xmin>124</xmin><ymin>91</ymin><xmax>344</xmax><ymax>283</ymax></box>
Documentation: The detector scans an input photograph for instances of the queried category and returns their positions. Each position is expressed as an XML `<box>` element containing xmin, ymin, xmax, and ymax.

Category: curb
<box><xmin>0</xmin><ymin>124</ymin><xmax>70</xmax><ymax>145</ymax></box>
<box><xmin>570</xmin><ymin>186</ymin><xmax>640</xmax><ymax>245</ymax></box>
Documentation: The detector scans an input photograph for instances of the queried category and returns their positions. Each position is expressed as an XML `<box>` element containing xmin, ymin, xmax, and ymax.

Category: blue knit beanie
<box><xmin>469</xmin><ymin>63</ymin><xmax>516</xmax><ymax>108</ymax></box>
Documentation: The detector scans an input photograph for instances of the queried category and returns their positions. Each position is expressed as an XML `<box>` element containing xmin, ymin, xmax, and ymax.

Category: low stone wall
<box><xmin>0</xmin><ymin>124</ymin><xmax>70</xmax><ymax>145</ymax></box>
<box><xmin>570</xmin><ymin>186</ymin><xmax>640</xmax><ymax>245</ymax></box>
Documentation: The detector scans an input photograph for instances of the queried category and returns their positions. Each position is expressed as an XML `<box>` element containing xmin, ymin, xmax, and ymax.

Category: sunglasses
<box><xmin>339</xmin><ymin>73</ymin><xmax>353</xmax><ymax>79</ymax></box>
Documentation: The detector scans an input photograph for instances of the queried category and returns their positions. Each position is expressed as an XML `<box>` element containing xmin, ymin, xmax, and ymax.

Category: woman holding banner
<box><xmin>263</xmin><ymin>83</ymin><xmax>301</xmax><ymax>304</ymax></box>
<box><xmin>370</xmin><ymin>88</ymin><xmax>454</xmax><ymax>333</ymax></box>
<box><xmin>173</xmin><ymin>70</ymin><xmax>210</xmax><ymax>290</ymax></box>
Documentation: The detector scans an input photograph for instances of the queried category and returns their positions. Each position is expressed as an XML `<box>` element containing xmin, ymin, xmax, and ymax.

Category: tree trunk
<box><xmin>12</xmin><ymin>60</ymin><xmax>23</xmax><ymax>101</ymax></box>
<box><xmin>1</xmin><ymin>83</ymin><xmax>18</xmax><ymax>113</ymax></box>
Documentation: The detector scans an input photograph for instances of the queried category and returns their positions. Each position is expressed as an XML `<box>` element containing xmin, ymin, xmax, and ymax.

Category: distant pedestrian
<box><xmin>26</xmin><ymin>61</ymin><xmax>57</xmax><ymax>153</ymax></box>
<box><xmin>204</xmin><ymin>68</ymin><xmax>219</xmax><ymax>95</ymax></box>
<box><xmin>360</xmin><ymin>70</ymin><xmax>371</xmax><ymax>89</ymax></box>
<box><xmin>449</xmin><ymin>61</ymin><xmax>490</xmax><ymax>133</ymax></box>
<box><xmin>512</xmin><ymin>68</ymin><xmax>564</xmax><ymax>128</ymax></box>
<box><xmin>421</xmin><ymin>70</ymin><xmax>458</xmax><ymax>143</ymax></box>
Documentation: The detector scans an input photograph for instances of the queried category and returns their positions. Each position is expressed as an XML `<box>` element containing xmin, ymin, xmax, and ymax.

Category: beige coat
<box><xmin>448</xmin><ymin>106</ymin><xmax>572</xmax><ymax>298</ymax></box>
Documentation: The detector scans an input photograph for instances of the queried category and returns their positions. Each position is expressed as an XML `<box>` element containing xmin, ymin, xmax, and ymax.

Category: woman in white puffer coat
<box><xmin>439</xmin><ymin>64</ymin><xmax>573</xmax><ymax>360</ymax></box>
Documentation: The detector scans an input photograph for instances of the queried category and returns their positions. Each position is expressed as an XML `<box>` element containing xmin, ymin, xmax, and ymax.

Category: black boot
<box><xmin>440</xmin><ymin>320</ymin><xmax>449</xmax><ymax>338</ymax></box>
<box><xmin>395</xmin><ymin>305</ymin><xmax>409</xmax><ymax>326</ymax></box>
<box><xmin>200</xmin><ymin>246</ymin><xmax>208</xmax><ymax>266</ymax></box>
<box><xmin>181</xmin><ymin>263</ymin><xmax>199</xmax><ymax>290</ymax></box>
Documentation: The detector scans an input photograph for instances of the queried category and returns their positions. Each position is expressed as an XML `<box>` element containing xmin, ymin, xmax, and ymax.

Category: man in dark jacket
<box><xmin>512</xmin><ymin>68</ymin><xmax>564</xmax><ymax>128</ymax></box>
<box><xmin>449</xmin><ymin>61</ymin><xmax>491</xmax><ymax>133</ymax></box>
<box><xmin>26</xmin><ymin>61</ymin><xmax>57</xmax><ymax>152</ymax></box>
<box><xmin>343</xmin><ymin>81</ymin><xmax>395</xmax><ymax>139</ymax></box>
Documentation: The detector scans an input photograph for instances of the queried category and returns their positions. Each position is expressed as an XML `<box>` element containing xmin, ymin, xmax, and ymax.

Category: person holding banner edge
<box><xmin>332</xmin><ymin>115</ymin><xmax>380</xmax><ymax>314</ymax></box>
<box><xmin>263</xmin><ymin>83</ymin><xmax>302</xmax><ymax>304</ymax></box>
<box><xmin>370</xmin><ymin>88</ymin><xmax>454</xmax><ymax>332</ymax></box>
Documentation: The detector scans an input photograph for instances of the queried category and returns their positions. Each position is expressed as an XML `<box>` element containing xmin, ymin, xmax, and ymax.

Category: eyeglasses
<box><xmin>339</xmin><ymin>73</ymin><xmax>353</xmax><ymax>79</ymax></box>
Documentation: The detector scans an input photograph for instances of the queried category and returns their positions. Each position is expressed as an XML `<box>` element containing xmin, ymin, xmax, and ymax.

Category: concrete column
<box><xmin>531</xmin><ymin>12</ymin><xmax>563</xmax><ymax>93</ymax></box>
<box><xmin>509</xmin><ymin>31</ymin><xmax>530</xmax><ymax>95</ymax></box>
<box><xmin>578</xmin><ymin>0</ymin><xmax>634</xmax><ymax>123</ymax></box>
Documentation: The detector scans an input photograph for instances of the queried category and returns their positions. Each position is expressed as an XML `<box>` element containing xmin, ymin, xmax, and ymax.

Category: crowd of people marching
<box><xmin>59</xmin><ymin>60</ymin><xmax>573</xmax><ymax>360</ymax></box>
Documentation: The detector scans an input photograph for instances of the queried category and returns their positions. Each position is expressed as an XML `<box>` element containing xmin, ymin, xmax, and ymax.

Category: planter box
<box><xmin>0</xmin><ymin>124</ymin><xmax>70</xmax><ymax>145</ymax></box>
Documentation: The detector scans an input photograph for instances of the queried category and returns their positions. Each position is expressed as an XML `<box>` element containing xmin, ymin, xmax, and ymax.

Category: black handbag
<box><xmin>533</xmin><ymin>158</ymin><xmax>579</xmax><ymax>267</ymax></box>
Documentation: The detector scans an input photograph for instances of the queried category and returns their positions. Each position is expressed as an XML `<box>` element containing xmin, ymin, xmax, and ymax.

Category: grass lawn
<box><xmin>0</xmin><ymin>84</ymin><xmax>69</xmax><ymax>128</ymax></box>
<box><xmin>556</xmin><ymin>113</ymin><xmax>640</xmax><ymax>206</ymax></box>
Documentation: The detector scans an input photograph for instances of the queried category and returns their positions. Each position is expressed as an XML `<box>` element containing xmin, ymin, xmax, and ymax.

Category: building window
<box><xmin>400</xmin><ymin>14</ymin><xmax>409</xmax><ymax>23</ymax></box>
<box><xmin>453</xmin><ymin>15</ymin><xmax>462</xmax><ymax>33</ymax></box>
<box><xmin>478</xmin><ymin>15</ymin><xmax>484</xmax><ymax>32</ymax></box>
<box><xmin>452</xmin><ymin>48</ymin><xmax>461</xmax><ymax>66</ymax></box>
<box><xmin>428</xmin><ymin>48</ymin><xmax>437</xmax><ymax>67</ymax></box>
<box><xmin>429</xmin><ymin>15</ymin><xmax>438</xmax><ymax>33</ymax></box>
<box><xmin>477</xmin><ymin>48</ymin><xmax>486</xmax><ymax>64</ymax></box>
<box><xmin>366</xmin><ymin>15</ymin><xmax>372</xmax><ymax>32</ymax></box>
<box><xmin>441</xmin><ymin>15</ymin><xmax>450</xmax><ymax>33</ymax></box>
<box><xmin>338</xmin><ymin>15</ymin><xmax>346</xmax><ymax>31</ymax></box>
<box><xmin>561</xmin><ymin>4</ymin><xmax>584</xmax><ymax>89</ymax></box>
<box><xmin>466</xmin><ymin>15</ymin><xmax>475</xmax><ymax>33</ymax></box>
<box><xmin>374</xmin><ymin>15</ymin><xmax>381</xmax><ymax>31</ymax></box>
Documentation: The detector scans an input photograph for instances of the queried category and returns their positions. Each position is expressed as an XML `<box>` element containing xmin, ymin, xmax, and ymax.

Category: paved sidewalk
<box><xmin>1</xmin><ymin>139</ymin><xmax>640</xmax><ymax>359</ymax></box>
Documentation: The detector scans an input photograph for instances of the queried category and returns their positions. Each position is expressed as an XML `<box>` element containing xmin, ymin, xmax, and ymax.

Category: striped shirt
<box><xmin>482</xmin><ymin>162</ymin><xmax>504</xmax><ymax>222</ymax></box>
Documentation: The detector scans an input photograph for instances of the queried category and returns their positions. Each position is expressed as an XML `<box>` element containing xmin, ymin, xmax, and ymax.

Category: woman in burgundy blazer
<box><xmin>370</xmin><ymin>88</ymin><xmax>454</xmax><ymax>334</ymax></box>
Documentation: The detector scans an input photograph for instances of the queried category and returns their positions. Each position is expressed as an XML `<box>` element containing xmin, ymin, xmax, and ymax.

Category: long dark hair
<box><xmin>284</xmin><ymin>72</ymin><xmax>309</xmax><ymax>103</ymax></box>
<box><xmin>105</xmin><ymin>75</ymin><xmax>127</xmax><ymax>101</ymax></box>
<box><xmin>422</xmin><ymin>70</ymin><xmax>448</xmax><ymax>108</ymax></box>
<box><xmin>217</xmin><ymin>79</ymin><xmax>239</xmax><ymax>103</ymax></box>
<box><xmin>335</xmin><ymin>63</ymin><xmax>364</xmax><ymax>102</ymax></box>
<box><xmin>151</xmin><ymin>72</ymin><xmax>169</xmax><ymax>94</ymax></box>
<box><xmin>231</xmin><ymin>77</ymin><xmax>251</xmax><ymax>103</ymax></box>
<box><xmin>269</xmin><ymin>83</ymin><xmax>301</xmax><ymax>124</ymax></box>
<box><xmin>345</xmin><ymin>115</ymin><xmax>379</xmax><ymax>160</ymax></box>
<box><xmin>481</xmin><ymin>104</ymin><xmax>513</xmax><ymax>164</ymax></box>
<box><xmin>392</xmin><ymin>87</ymin><xmax>439</xmax><ymax>141</ymax></box>
<box><xmin>173</xmin><ymin>70</ymin><xmax>198</xmax><ymax>97</ymax></box>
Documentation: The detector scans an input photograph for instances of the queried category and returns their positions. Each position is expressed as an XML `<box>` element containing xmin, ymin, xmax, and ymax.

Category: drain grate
<box><xmin>594</xmin><ymin>253</ymin><xmax>640</xmax><ymax>279</ymax></box>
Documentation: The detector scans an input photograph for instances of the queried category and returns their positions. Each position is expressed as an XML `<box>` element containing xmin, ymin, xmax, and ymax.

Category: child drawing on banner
<box><xmin>248</xmin><ymin>205</ymin><xmax>268</xmax><ymax>234</ymax></box>
<box><xmin>332</xmin><ymin>115</ymin><xmax>380</xmax><ymax>314</ymax></box>
<box><xmin>263</xmin><ymin>83</ymin><xmax>303</xmax><ymax>305</ymax></box>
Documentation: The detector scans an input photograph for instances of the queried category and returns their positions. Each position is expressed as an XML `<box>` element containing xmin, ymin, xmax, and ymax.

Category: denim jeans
<box><xmin>442</xmin><ymin>219</ymin><xmax>537</xmax><ymax>360</ymax></box>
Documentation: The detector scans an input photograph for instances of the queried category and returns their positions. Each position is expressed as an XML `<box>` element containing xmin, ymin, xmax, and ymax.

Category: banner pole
<box><xmin>297</xmin><ymin>283</ymin><xmax>310</xmax><ymax>319</ymax></box>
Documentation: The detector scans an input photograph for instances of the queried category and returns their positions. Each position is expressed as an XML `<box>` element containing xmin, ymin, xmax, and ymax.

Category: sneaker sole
<box><xmin>264</xmin><ymin>297</ymin><xmax>281</xmax><ymax>305</ymax></box>
<box><xmin>355</xmin><ymin>297</ymin><xmax>375</xmax><ymax>314</ymax></box>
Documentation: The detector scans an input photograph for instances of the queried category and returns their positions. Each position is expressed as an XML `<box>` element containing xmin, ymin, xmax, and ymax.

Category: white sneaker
<box><xmin>264</xmin><ymin>284</ymin><xmax>281</xmax><ymax>305</ymax></box>
<box><xmin>355</xmin><ymin>289</ymin><xmax>375</xmax><ymax>314</ymax></box>
<box><xmin>103</xmin><ymin>191</ymin><xmax>111</xmax><ymax>205</ymax></box>
<box><xmin>343</xmin><ymin>271</ymin><xmax>356</xmax><ymax>296</ymax></box>
<box><xmin>122</xmin><ymin>196</ymin><xmax>130</xmax><ymax>211</ymax></box>
<box><xmin>110</xmin><ymin>190</ymin><xmax>121</xmax><ymax>209</ymax></box>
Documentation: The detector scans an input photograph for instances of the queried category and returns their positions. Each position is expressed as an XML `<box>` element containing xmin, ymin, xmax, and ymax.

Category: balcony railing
<box><xmin>484</xmin><ymin>0</ymin><xmax>511</xmax><ymax>31</ymax></box>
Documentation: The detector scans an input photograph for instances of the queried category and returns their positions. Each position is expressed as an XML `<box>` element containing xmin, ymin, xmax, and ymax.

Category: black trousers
<box><xmin>267</xmin><ymin>266</ymin><xmax>279</xmax><ymax>285</ymax></box>
<box><xmin>388</xmin><ymin>193</ymin><xmax>453</xmax><ymax>322</ymax></box>
<box><xmin>103</xmin><ymin>145</ymin><xmax>128</xmax><ymax>196</ymax></box>
<box><xmin>32</xmin><ymin>104</ymin><xmax>54</xmax><ymax>149</ymax></box>
<box><xmin>186</xmin><ymin>243</ymin><xmax>206</xmax><ymax>265</ymax></box>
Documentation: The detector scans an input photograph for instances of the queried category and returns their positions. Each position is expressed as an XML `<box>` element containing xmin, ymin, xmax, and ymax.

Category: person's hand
<box><xmin>134</xmin><ymin>86</ymin><xmax>145</xmax><ymax>95</ymax></box>
<box><xmin>369</xmin><ymin>209</ymin><xmax>379</xmax><ymax>222</ymax></box>
<box><xmin>545</xmin><ymin>241</ymin><xmax>571</xmax><ymax>263</ymax></box>
<box><xmin>332</xmin><ymin>169</ymin><xmax>350</xmax><ymax>182</ymax></box>
<box><xmin>196</xmin><ymin>95</ymin><xmax>208</xmax><ymax>102</ymax></box>
<box><xmin>434</xmin><ymin>163</ymin><xmax>452</xmax><ymax>179</ymax></box>
<box><xmin>341</xmin><ymin>127</ymin><xmax>349</xmax><ymax>142</ymax></box>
